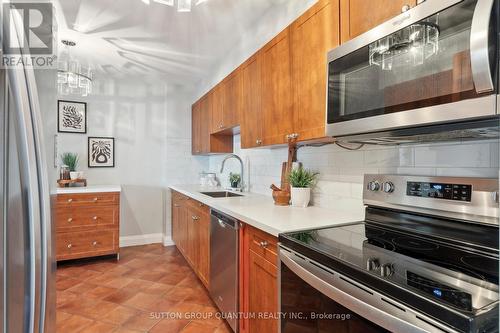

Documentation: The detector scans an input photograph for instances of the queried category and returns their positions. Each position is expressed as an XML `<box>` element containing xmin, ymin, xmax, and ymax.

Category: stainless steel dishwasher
<box><xmin>210</xmin><ymin>209</ymin><xmax>239</xmax><ymax>332</ymax></box>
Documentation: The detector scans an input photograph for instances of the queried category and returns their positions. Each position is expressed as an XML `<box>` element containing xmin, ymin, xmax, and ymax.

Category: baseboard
<box><xmin>163</xmin><ymin>235</ymin><xmax>175</xmax><ymax>247</ymax></box>
<box><xmin>119</xmin><ymin>233</ymin><xmax>164</xmax><ymax>247</ymax></box>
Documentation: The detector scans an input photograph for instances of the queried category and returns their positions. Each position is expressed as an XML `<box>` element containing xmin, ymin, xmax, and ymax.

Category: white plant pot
<box><xmin>70</xmin><ymin>172</ymin><xmax>79</xmax><ymax>180</ymax></box>
<box><xmin>291</xmin><ymin>187</ymin><xmax>311</xmax><ymax>208</ymax></box>
<box><xmin>78</xmin><ymin>171</ymin><xmax>84</xmax><ymax>179</ymax></box>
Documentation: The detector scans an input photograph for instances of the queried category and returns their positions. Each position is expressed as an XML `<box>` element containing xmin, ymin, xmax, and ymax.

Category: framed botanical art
<box><xmin>88</xmin><ymin>137</ymin><xmax>115</xmax><ymax>168</ymax></box>
<box><xmin>58</xmin><ymin>100</ymin><xmax>87</xmax><ymax>133</ymax></box>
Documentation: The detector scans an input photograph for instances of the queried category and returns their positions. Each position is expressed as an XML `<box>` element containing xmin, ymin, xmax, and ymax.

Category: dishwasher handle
<box><xmin>211</xmin><ymin>209</ymin><xmax>238</xmax><ymax>230</ymax></box>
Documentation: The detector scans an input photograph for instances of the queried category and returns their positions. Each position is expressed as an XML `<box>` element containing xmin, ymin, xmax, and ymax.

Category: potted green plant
<box><xmin>61</xmin><ymin>152</ymin><xmax>80</xmax><ymax>180</ymax></box>
<box><xmin>229</xmin><ymin>172</ymin><xmax>241</xmax><ymax>189</ymax></box>
<box><xmin>288</xmin><ymin>167</ymin><xmax>319</xmax><ymax>207</ymax></box>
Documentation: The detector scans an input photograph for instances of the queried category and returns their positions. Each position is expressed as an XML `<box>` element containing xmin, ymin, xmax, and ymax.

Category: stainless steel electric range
<box><xmin>279</xmin><ymin>175</ymin><xmax>499</xmax><ymax>333</ymax></box>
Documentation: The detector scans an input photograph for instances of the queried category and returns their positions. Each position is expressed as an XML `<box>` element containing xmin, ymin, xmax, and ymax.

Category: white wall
<box><xmin>209</xmin><ymin>135</ymin><xmax>499</xmax><ymax>216</ymax></box>
<box><xmin>50</xmin><ymin>76</ymin><xmax>209</xmax><ymax>242</ymax></box>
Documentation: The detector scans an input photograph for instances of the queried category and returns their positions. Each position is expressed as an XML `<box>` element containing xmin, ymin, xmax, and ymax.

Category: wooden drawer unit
<box><xmin>247</xmin><ymin>225</ymin><xmax>278</xmax><ymax>266</ymax></box>
<box><xmin>55</xmin><ymin>191</ymin><xmax>120</xmax><ymax>261</ymax></box>
<box><xmin>56</xmin><ymin>206</ymin><xmax>119</xmax><ymax>231</ymax></box>
<box><xmin>56</xmin><ymin>229</ymin><xmax>119</xmax><ymax>261</ymax></box>
<box><xmin>57</xmin><ymin>192</ymin><xmax>119</xmax><ymax>207</ymax></box>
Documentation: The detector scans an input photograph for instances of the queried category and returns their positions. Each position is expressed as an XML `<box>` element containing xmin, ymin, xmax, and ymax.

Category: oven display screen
<box><xmin>407</xmin><ymin>182</ymin><xmax>472</xmax><ymax>202</ymax></box>
<box><xmin>407</xmin><ymin>272</ymin><xmax>472</xmax><ymax>311</ymax></box>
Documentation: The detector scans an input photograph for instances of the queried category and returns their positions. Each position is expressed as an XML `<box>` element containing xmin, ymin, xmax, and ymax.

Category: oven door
<box><xmin>326</xmin><ymin>0</ymin><xmax>498</xmax><ymax>138</ymax></box>
<box><xmin>279</xmin><ymin>248</ymin><xmax>457</xmax><ymax>333</ymax></box>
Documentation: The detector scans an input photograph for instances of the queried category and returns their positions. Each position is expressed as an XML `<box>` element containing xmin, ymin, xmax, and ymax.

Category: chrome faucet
<box><xmin>220</xmin><ymin>154</ymin><xmax>245</xmax><ymax>192</ymax></box>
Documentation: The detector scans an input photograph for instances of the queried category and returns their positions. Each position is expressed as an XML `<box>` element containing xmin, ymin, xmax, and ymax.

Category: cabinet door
<box><xmin>224</xmin><ymin>70</ymin><xmax>242</xmax><ymax>129</ymax></box>
<box><xmin>199</xmin><ymin>96</ymin><xmax>211</xmax><ymax>153</ymax></box>
<box><xmin>261</xmin><ymin>28</ymin><xmax>294</xmax><ymax>146</ymax></box>
<box><xmin>241</xmin><ymin>55</ymin><xmax>263</xmax><ymax>149</ymax></box>
<box><xmin>197</xmin><ymin>208</ymin><xmax>210</xmax><ymax>288</ymax></box>
<box><xmin>248</xmin><ymin>250</ymin><xmax>278</xmax><ymax>333</ymax></box>
<box><xmin>291</xmin><ymin>0</ymin><xmax>340</xmax><ymax>141</ymax></box>
<box><xmin>211</xmin><ymin>84</ymin><xmax>224</xmax><ymax>133</ymax></box>
<box><xmin>191</xmin><ymin>102</ymin><xmax>202</xmax><ymax>155</ymax></box>
<box><xmin>340</xmin><ymin>0</ymin><xmax>416</xmax><ymax>42</ymax></box>
<box><xmin>185</xmin><ymin>206</ymin><xmax>200</xmax><ymax>269</ymax></box>
<box><xmin>173</xmin><ymin>196</ymin><xmax>187</xmax><ymax>254</ymax></box>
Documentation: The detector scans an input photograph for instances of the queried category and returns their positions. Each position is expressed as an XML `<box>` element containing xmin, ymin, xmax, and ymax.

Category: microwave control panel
<box><xmin>406</xmin><ymin>182</ymin><xmax>472</xmax><ymax>202</ymax></box>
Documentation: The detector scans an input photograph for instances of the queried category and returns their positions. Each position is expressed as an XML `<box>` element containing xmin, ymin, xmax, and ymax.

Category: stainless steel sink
<box><xmin>200</xmin><ymin>191</ymin><xmax>243</xmax><ymax>198</ymax></box>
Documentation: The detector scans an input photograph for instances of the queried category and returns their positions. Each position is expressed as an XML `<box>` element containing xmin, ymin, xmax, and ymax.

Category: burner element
<box><xmin>393</xmin><ymin>237</ymin><xmax>439</xmax><ymax>251</ymax></box>
<box><xmin>460</xmin><ymin>256</ymin><xmax>499</xmax><ymax>276</ymax></box>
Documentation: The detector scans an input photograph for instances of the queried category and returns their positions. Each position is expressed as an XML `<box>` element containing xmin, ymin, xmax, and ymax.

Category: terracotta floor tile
<box><xmin>121</xmin><ymin>311</ymin><xmax>162</xmax><ymax>331</ymax></box>
<box><xmin>149</xmin><ymin>299</ymin><xmax>179</xmax><ymax>313</ymax></box>
<box><xmin>183</xmin><ymin>289</ymin><xmax>213</xmax><ymax>306</ymax></box>
<box><xmin>84</xmin><ymin>285</ymin><xmax>119</xmax><ymax>299</ymax></box>
<box><xmin>180</xmin><ymin>321</ymin><xmax>218</xmax><ymax>333</ymax></box>
<box><xmin>77</xmin><ymin>320</ymin><xmax>117</xmax><ymax>333</ymax></box>
<box><xmin>214</xmin><ymin>322</ymin><xmax>233</xmax><ymax>333</ymax></box>
<box><xmin>103</xmin><ymin>289</ymin><xmax>138</xmax><ymax>304</ymax></box>
<box><xmin>56</xmin><ymin>277</ymin><xmax>81</xmax><ymax>291</ymax></box>
<box><xmin>101</xmin><ymin>305</ymin><xmax>140</xmax><ymax>326</ymax></box>
<box><xmin>123</xmin><ymin>292</ymin><xmax>165</xmax><ymax>312</ymax></box>
<box><xmin>56</xmin><ymin>291</ymin><xmax>79</xmax><ymax>308</ymax></box>
<box><xmin>67</xmin><ymin>282</ymin><xmax>98</xmax><ymax>294</ymax></box>
<box><xmin>56</xmin><ymin>313</ymin><xmax>93</xmax><ymax>332</ymax></box>
<box><xmin>111</xmin><ymin>328</ymin><xmax>144</xmax><ymax>333</ymax></box>
<box><xmin>157</xmin><ymin>272</ymin><xmax>187</xmax><ymax>286</ymax></box>
<box><xmin>56</xmin><ymin>310</ymin><xmax>72</xmax><ymax>324</ymax></box>
<box><xmin>105</xmin><ymin>276</ymin><xmax>135</xmax><ymax>289</ymax></box>
<box><xmin>83</xmin><ymin>300</ymin><xmax>120</xmax><ymax>320</ymax></box>
<box><xmin>166</xmin><ymin>286</ymin><xmax>200</xmax><ymax>302</ymax></box>
<box><xmin>143</xmin><ymin>282</ymin><xmax>173</xmax><ymax>296</ymax></box>
<box><xmin>139</xmin><ymin>271</ymin><xmax>168</xmax><ymax>283</ymax></box>
<box><xmin>149</xmin><ymin>318</ymin><xmax>190</xmax><ymax>333</ymax></box>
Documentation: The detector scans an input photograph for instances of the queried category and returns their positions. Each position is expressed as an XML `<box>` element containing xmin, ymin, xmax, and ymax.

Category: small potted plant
<box><xmin>61</xmin><ymin>152</ymin><xmax>80</xmax><ymax>180</ymax></box>
<box><xmin>229</xmin><ymin>172</ymin><xmax>241</xmax><ymax>189</ymax></box>
<box><xmin>288</xmin><ymin>167</ymin><xmax>318</xmax><ymax>207</ymax></box>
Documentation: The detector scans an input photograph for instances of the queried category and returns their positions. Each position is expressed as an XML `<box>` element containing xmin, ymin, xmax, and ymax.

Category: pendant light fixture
<box><xmin>57</xmin><ymin>40</ymin><xmax>93</xmax><ymax>96</ymax></box>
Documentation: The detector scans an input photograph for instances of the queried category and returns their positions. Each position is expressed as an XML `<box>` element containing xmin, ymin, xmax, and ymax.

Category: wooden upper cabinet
<box><xmin>241</xmin><ymin>54</ymin><xmax>263</xmax><ymax>149</ymax></box>
<box><xmin>191</xmin><ymin>101</ymin><xmax>202</xmax><ymax>155</ymax></box>
<box><xmin>340</xmin><ymin>0</ymin><xmax>416</xmax><ymax>42</ymax></box>
<box><xmin>211</xmin><ymin>84</ymin><xmax>224</xmax><ymax>133</ymax></box>
<box><xmin>261</xmin><ymin>28</ymin><xmax>294</xmax><ymax>146</ymax></box>
<box><xmin>224</xmin><ymin>70</ymin><xmax>242</xmax><ymax>129</ymax></box>
<box><xmin>291</xmin><ymin>0</ymin><xmax>340</xmax><ymax>141</ymax></box>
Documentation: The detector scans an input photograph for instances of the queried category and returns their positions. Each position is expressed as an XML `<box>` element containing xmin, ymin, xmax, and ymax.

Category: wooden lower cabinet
<box><xmin>55</xmin><ymin>191</ymin><xmax>120</xmax><ymax>261</ymax></box>
<box><xmin>240</xmin><ymin>224</ymin><xmax>279</xmax><ymax>333</ymax></box>
<box><xmin>171</xmin><ymin>191</ymin><xmax>210</xmax><ymax>289</ymax></box>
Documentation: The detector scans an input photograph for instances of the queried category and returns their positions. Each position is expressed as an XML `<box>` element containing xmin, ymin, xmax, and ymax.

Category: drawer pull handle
<box><xmin>198</xmin><ymin>203</ymin><xmax>203</xmax><ymax>207</ymax></box>
<box><xmin>93</xmin><ymin>197</ymin><xmax>98</xmax><ymax>202</ymax></box>
<box><xmin>92</xmin><ymin>241</ymin><xmax>97</xmax><ymax>246</ymax></box>
<box><xmin>173</xmin><ymin>204</ymin><xmax>180</xmax><ymax>207</ymax></box>
<box><xmin>192</xmin><ymin>216</ymin><xmax>200</xmax><ymax>221</ymax></box>
<box><xmin>67</xmin><ymin>218</ymin><xmax>73</xmax><ymax>223</ymax></box>
<box><xmin>259</xmin><ymin>241</ymin><xmax>268</xmax><ymax>248</ymax></box>
<box><xmin>67</xmin><ymin>199</ymin><xmax>73</xmax><ymax>203</ymax></box>
<box><xmin>67</xmin><ymin>243</ymin><xmax>72</xmax><ymax>249</ymax></box>
<box><xmin>93</xmin><ymin>216</ymin><xmax>98</xmax><ymax>221</ymax></box>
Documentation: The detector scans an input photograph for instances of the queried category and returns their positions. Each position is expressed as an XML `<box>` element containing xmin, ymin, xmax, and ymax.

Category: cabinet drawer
<box><xmin>56</xmin><ymin>206</ymin><xmax>119</xmax><ymax>231</ymax></box>
<box><xmin>248</xmin><ymin>226</ymin><xmax>278</xmax><ymax>266</ymax></box>
<box><xmin>186</xmin><ymin>198</ymin><xmax>209</xmax><ymax>214</ymax></box>
<box><xmin>56</xmin><ymin>229</ymin><xmax>118</xmax><ymax>260</ymax></box>
<box><xmin>56</xmin><ymin>192</ymin><xmax>119</xmax><ymax>208</ymax></box>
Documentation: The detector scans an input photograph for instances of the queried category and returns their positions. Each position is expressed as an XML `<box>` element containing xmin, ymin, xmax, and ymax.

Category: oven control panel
<box><xmin>407</xmin><ymin>182</ymin><xmax>472</xmax><ymax>202</ymax></box>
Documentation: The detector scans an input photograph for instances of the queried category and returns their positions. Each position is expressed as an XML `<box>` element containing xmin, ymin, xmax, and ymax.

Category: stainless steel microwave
<box><xmin>326</xmin><ymin>0</ymin><xmax>500</xmax><ymax>144</ymax></box>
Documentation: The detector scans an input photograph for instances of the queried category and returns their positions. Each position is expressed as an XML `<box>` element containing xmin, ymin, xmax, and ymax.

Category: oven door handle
<box><xmin>470</xmin><ymin>0</ymin><xmax>496</xmax><ymax>94</ymax></box>
<box><xmin>279</xmin><ymin>250</ymin><xmax>439</xmax><ymax>333</ymax></box>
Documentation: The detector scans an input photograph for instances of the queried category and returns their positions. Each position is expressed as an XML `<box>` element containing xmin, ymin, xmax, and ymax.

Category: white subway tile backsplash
<box><xmin>208</xmin><ymin>135</ymin><xmax>498</xmax><ymax>210</ymax></box>
<box><xmin>414</xmin><ymin>143</ymin><xmax>491</xmax><ymax>168</ymax></box>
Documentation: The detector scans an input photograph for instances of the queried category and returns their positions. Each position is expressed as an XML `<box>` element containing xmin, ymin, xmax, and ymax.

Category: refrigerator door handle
<box><xmin>3</xmin><ymin>7</ymin><xmax>52</xmax><ymax>333</ymax></box>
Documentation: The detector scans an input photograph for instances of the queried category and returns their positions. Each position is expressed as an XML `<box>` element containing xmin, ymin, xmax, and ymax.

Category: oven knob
<box><xmin>366</xmin><ymin>258</ymin><xmax>380</xmax><ymax>271</ymax></box>
<box><xmin>383</xmin><ymin>182</ymin><xmax>395</xmax><ymax>193</ymax></box>
<box><xmin>380</xmin><ymin>264</ymin><xmax>394</xmax><ymax>278</ymax></box>
<box><xmin>368</xmin><ymin>181</ymin><xmax>380</xmax><ymax>191</ymax></box>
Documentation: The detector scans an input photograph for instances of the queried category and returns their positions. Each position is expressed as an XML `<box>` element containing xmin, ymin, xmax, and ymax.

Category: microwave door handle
<box><xmin>470</xmin><ymin>0</ymin><xmax>495</xmax><ymax>93</ymax></box>
<box><xmin>279</xmin><ymin>250</ymin><xmax>433</xmax><ymax>333</ymax></box>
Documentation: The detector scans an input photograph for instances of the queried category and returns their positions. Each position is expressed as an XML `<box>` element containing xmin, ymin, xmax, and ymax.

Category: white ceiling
<box><xmin>54</xmin><ymin>0</ymin><xmax>308</xmax><ymax>87</ymax></box>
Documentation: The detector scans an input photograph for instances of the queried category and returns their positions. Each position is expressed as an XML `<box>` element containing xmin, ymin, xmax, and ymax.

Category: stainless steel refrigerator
<box><xmin>0</xmin><ymin>5</ymin><xmax>55</xmax><ymax>333</ymax></box>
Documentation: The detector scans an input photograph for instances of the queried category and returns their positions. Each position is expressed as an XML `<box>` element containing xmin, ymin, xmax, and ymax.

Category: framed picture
<box><xmin>88</xmin><ymin>137</ymin><xmax>115</xmax><ymax>168</ymax></box>
<box><xmin>58</xmin><ymin>100</ymin><xmax>87</xmax><ymax>133</ymax></box>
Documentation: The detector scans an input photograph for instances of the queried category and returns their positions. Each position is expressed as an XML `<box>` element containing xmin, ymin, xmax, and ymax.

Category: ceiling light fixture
<box><xmin>57</xmin><ymin>40</ymin><xmax>93</xmax><ymax>96</ymax></box>
<box><xmin>146</xmin><ymin>0</ymin><xmax>206</xmax><ymax>12</ymax></box>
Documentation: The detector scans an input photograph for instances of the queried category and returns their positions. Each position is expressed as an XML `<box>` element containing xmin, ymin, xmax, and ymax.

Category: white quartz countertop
<box><xmin>169</xmin><ymin>185</ymin><xmax>365</xmax><ymax>237</ymax></box>
<box><xmin>54</xmin><ymin>185</ymin><xmax>122</xmax><ymax>195</ymax></box>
